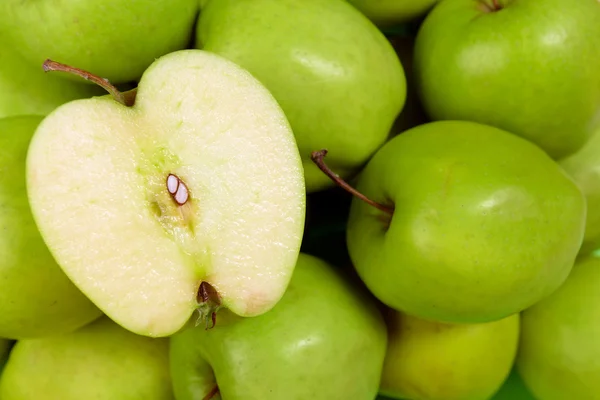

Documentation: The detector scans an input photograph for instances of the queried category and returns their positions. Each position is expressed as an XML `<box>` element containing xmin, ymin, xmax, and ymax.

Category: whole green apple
<box><xmin>559</xmin><ymin>126</ymin><xmax>600</xmax><ymax>256</ymax></box>
<box><xmin>517</xmin><ymin>252</ymin><xmax>600</xmax><ymax>399</ymax></box>
<box><xmin>346</xmin><ymin>120</ymin><xmax>585</xmax><ymax>324</ymax></box>
<box><xmin>346</xmin><ymin>0</ymin><xmax>439</xmax><ymax>26</ymax></box>
<box><xmin>0</xmin><ymin>116</ymin><xmax>102</xmax><ymax>339</ymax></box>
<box><xmin>380</xmin><ymin>310</ymin><xmax>519</xmax><ymax>400</ymax></box>
<box><xmin>413</xmin><ymin>0</ymin><xmax>600</xmax><ymax>159</ymax></box>
<box><xmin>0</xmin><ymin>0</ymin><xmax>199</xmax><ymax>84</ymax></box>
<box><xmin>0</xmin><ymin>317</ymin><xmax>173</xmax><ymax>400</ymax></box>
<box><xmin>169</xmin><ymin>253</ymin><xmax>387</xmax><ymax>400</ymax></box>
<box><xmin>196</xmin><ymin>0</ymin><xmax>406</xmax><ymax>192</ymax></box>
<box><xmin>0</xmin><ymin>42</ymin><xmax>100</xmax><ymax>118</ymax></box>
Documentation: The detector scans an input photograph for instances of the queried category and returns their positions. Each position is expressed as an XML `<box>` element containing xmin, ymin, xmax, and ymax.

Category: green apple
<box><xmin>0</xmin><ymin>317</ymin><xmax>173</xmax><ymax>399</ymax></box>
<box><xmin>0</xmin><ymin>43</ymin><xmax>100</xmax><ymax>118</ymax></box>
<box><xmin>491</xmin><ymin>368</ymin><xmax>536</xmax><ymax>400</ymax></box>
<box><xmin>559</xmin><ymin>126</ymin><xmax>600</xmax><ymax>256</ymax></box>
<box><xmin>379</xmin><ymin>310</ymin><xmax>519</xmax><ymax>400</ymax></box>
<box><xmin>26</xmin><ymin>50</ymin><xmax>306</xmax><ymax>338</ymax></box>
<box><xmin>169</xmin><ymin>253</ymin><xmax>387</xmax><ymax>400</ymax></box>
<box><xmin>196</xmin><ymin>0</ymin><xmax>406</xmax><ymax>192</ymax></box>
<box><xmin>517</xmin><ymin>251</ymin><xmax>600</xmax><ymax>399</ymax></box>
<box><xmin>346</xmin><ymin>0</ymin><xmax>439</xmax><ymax>26</ymax></box>
<box><xmin>413</xmin><ymin>0</ymin><xmax>600</xmax><ymax>159</ymax></box>
<box><xmin>0</xmin><ymin>116</ymin><xmax>102</xmax><ymax>339</ymax></box>
<box><xmin>345</xmin><ymin>120</ymin><xmax>585</xmax><ymax>323</ymax></box>
<box><xmin>0</xmin><ymin>0</ymin><xmax>199</xmax><ymax>84</ymax></box>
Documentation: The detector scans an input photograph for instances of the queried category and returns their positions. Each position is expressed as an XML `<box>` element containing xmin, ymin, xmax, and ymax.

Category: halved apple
<box><xmin>26</xmin><ymin>49</ymin><xmax>306</xmax><ymax>337</ymax></box>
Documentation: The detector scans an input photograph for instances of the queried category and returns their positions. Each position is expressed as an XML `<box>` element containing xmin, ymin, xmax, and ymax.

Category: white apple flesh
<box><xmin>26</xmin><ymin>50</ymin><xmax>306</xmax><ymax>338</ymax></box>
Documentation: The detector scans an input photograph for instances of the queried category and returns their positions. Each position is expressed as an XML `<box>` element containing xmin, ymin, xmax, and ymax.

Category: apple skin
<box><xmin>196</xmin><ymin>0</ymin><xmax>406</xmax><ymax>192</ymax></box>
<box><xmin>169</xmin><ymin>253</ymin><xmax>387</xmax><ymax>400</ymax></box>
<box><xmin>347</xmin><ymin>120</ymin><xmax>586</xmax><ymax>324</ymax></box>
<box><xmin>0</xmin><ymin>116</ymin><xmax>102</xmax><ymax>339</ymax></box>
<box><xmin>379</xmin><ymin>310</ymin><xmax>519</xmax><ymax>400</ymax></box>
<box><xmin>0</xmin><ymin>0</ymin><xmax>199</xmax><ymax>84</ymax></box>
<box><xmin>346</xmin><ymin>0</ymin><xmax>439</xmax><ymax>26</ymax></box>
<box><xmin>0</xmin><ymin>317</ymin><xmax>173</xmax><ymax>400</ymax></box>
<box><xmin>517</xmin><ymin>252</ymin><xmax>600</xmax><ymax>399</ymax></box>
<box><xmin>0</xmin><ymin>44</ymin><xmax>101</xmax><ymax>118</ymax></box>
<box><xmin>0</xmin><ymin>339</ymin><xmax>12</xmax><ymax>372</ymax></box>
<box><xmin>413</xmin><ymin>0</ymin><xmax>600</xmax><ymax>159</ymax></box>
<box><xmin>559</xmin><ymin>127</ymin><xmax>600</xmax><ymax>256</ymax></box>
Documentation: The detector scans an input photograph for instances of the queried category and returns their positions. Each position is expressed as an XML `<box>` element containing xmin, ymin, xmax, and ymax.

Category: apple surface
<box><xmin>559</xmin><ymin>126</ymin><xmax>600</xmax><ymax>256</ymax></box>
<box><xmin>379</xmin><ymin>310</ymin><xmax>519</xmax><ymax>400</ymax></box>
<box><xmin>0</xmin><ymin>43</ymin><xmax>100</xmax><ymax>119</ymax></box>
<box><xmin>169</xmin><ymin>253</ymin><xmax>387</xmax><ymax>400</ymax></box>
<box><xmin>0</xmin><ymin>0</ymin><xmax>199</xmax><ymax>84</ymax></box>
<box><xmin>346</xmin><ymin>120</ymin><xmax>586</xmax><ymax>324</ymax></box>
<box><xmin>346</xmin><ymin>0</ymin><xmax>439</xmax><ymax>26</ymax></box>
<box><xmin>517</xmin><ymin>251</ymin><xmax>600</xmax><ymax>399</ymax></box>
<box><xmin>0</xmin><ymin>116</ymin><xmax>102</xmax><ymax>339</ymax></box>
<box><xmin>0</xmin><ymin>317</ymin><xmax>173</xmax><ymax>400</ymax></box>
<box><xmin>26</xmin><ymin>50</ymin><xmax>306</xmax><ymax>338</ymax></box>
<box><xmin>413</xmin><ymin>0</ymin><xmax>600</xmax><ymax>159</ymax></box>
<box><xmin>196</xmin><ymin>0</ymin><xmax>406</xmax><ymax>192</ymax></box>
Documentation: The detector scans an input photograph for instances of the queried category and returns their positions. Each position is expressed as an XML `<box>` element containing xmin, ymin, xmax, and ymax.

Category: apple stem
<box><xmin>42</xmin><ymin>59</ymin><xmax>132</xmax><ymax>107</ymax></box>
<box><xmin>491</xmin><ymin>0</ymin><xmax>501</xmax><ymax>10</ymax></box>
<box><xmin>310</xmin><ymin>149</ymin><xmax>394</xmax><ymax>216</ymax></box>
<box><xmin>202</xmin><ymin>386</ymin><xmax>220</xmax><ymax>400</ymax></box>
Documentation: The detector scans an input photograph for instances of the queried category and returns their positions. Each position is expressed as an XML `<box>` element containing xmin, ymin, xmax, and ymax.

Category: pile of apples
<box><xmin>1</xmin><ymin>0</ymin><xmax>600</xmax><ymax>399</ymax></box>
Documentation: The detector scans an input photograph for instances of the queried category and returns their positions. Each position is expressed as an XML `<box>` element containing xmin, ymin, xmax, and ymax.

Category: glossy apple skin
<box><xmin>170</xmin><ymin>253</ymin><xmax>387</xmax><ymax>400</ymax></box>
<box><xmin>0</xmin><ymin>317</ymin><xmax>173</xmax><ymax>400</ymax></box>
<box><xmin>380</xmin><ymin>311</ymin><xmax>519</xmax><ymax>400</ymax></box>
<box><xmin>518</xmin><ymin>253</ymin><xmax>600</xmax><ymax>399</ymax></box>
<box><xmin>0</xmin><ymin>116</ymin><xmax>102</xmax><ymax>339</ymax></box>
<box><xmin>197</xmin><ymin>0</ymin><xmax>406</xmax><ymax>192</ymax></box>
<box><xmin>559</xmin><ymin>127</ymin><xmax>600</xmax><ymax>256</ymax></box>
<box><xmin>0</xmin><ymin>46</ymin><xmax>100</xmax><ymax>119</ymax></box>
<box><xmin>347</xmin><ymin>120</ymin><xmax>586</xmax><ymax>324</ymax></box>
<box><xmin>0</xmin><ymin>0</ymin><xmax>198</xmax><ymax>84</ymax></box>
<box><xmin>346</xmin><ymin>0</ymin><xmax>439</xmax><ymax>26</ymax></box>
<box><xmin>414</xmin><ymin>0</ymin><xmax>600</xmax><ymax>159</ymax></box>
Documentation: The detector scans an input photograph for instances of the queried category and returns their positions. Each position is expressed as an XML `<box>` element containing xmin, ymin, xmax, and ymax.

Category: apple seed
<box><xmin>166</xmin><ymin>173</ymin><xmax>190</xmax><ymax>206</ymax></box>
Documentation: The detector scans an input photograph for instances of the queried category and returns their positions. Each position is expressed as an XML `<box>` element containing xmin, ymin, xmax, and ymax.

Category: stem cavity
<box><xmin>310</xmin><ymin>149</ymin><xmax>394</xmax><ymax>216</ymax></box>
<box><xmin>42</xmin><ymin>59</ymin><xmax>133</xmax><ymax>107</ymax></box>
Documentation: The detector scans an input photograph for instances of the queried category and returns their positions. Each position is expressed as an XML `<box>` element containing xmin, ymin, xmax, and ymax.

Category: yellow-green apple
<box><xmin>0</xmin><ymin>0</ymin><xmax>199</xmax><ymax>84</ymax></box>
<box><xmin>25</xmin><ymin>50</ymin><xmax>306</xmax><ymax>338</ymax></box>
<box><xmin>169</xmin><ymin>253</ymin><xmax>387</xmax><ymax>400</ymax></box>
<box><xmin>413</xmin><ymin>0</ymin><xmax>600</xmax><ymax>159</ymax></box>
<box><xmin>0</xmin><ymin>317</ymin><xmax>173</xmax><ymax>400</ymax></box>
<box><xmin>343</xmin><ymin>120</ymin><xmax>585</xmax><ymax>323</ymax></box>
<box><xmin>0</xmin><ymin>116</ymin><xmax>102</xmax><ymax>339</ymax></box>
<box><xmin>379</xmin><ymin>309</ymin><xmax>519</xmax><ymax>399</ymax></box>
<box><xmin>518</xmin><ymin>252</ymin><xmax>600</xmax><ymax>399</ymax></box>
<box><xmin>196</xmin><ymin>0</ymin><xmax>406</xmax><ymax>192</ymax></box>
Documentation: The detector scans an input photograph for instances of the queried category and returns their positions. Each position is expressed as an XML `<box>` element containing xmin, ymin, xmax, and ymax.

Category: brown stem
<box><xmin>42</xmin><ymin>59</ymin><xmax>132</xmax><ymax>107</ymax></box>
<box><xmin>310</xmin><ymin>149</ymin><xmax>394</xmax><ymax>215</ymax></box>
<box><xmin>491</xmin><ymin>0</ymin><xmax>501</xmax><ymax>9</ymax></box>
<box><xmin>202</xmin><ymin>385</ymin><xmax>220</xmax><ymax>400</ymax></box>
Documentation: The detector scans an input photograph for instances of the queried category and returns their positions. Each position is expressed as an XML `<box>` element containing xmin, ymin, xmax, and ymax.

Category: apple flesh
<box><xmin>0</xmin><ymin>116</ymin><xmax>102</xmax><ymax>339</ymax></box>
<box><xmin>169</xmin><ymin>253</ymin><xmax>387</xmax><ymax>400</ymax></box>
<box><xmin>379</xmin><ymin>310</ymin><xmax>519</xmax><ymax>400</ymax></box>
<box><xmin>26</xmin><ymin>49</ymin><xmax>306</xmax><ymax>338</ymax></box>
<box><xmin>413</xmin><ymin>0</ymin><xmax>600</xmax><ymax>159</ymax></box>
<box><xmin>0</xmin><ymin>0</ymin><xmax>199</xmax><ymax>84</ymax></box>
<box><xmin>346</xmin><ymin>120</ymin><xmax>586</xmax><ymax>323</ymax></box>
<box><xmin>197</xmin><ymin>0</ymin><xmax>406</xmax><ymax>192</ymax></box>
<box><xmin>0</xmin><ymin>317</ymin><xmax>173</xmax><ymax>400</ymax></box>
<box><xmin>517</xmin><ymin>252</ymin><xmax>600</xmax><ymax>399</ymax></box>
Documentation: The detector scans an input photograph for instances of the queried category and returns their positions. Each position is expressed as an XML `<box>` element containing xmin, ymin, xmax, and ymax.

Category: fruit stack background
<box><xmin>1</xmin><ymin>0</ymin><xmax>600</xmax><ymax>399</ymax></box>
